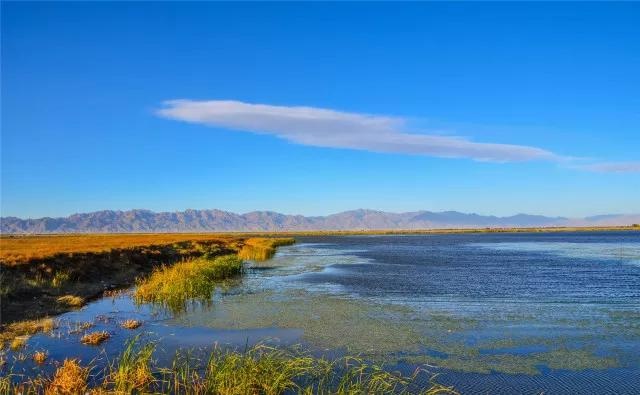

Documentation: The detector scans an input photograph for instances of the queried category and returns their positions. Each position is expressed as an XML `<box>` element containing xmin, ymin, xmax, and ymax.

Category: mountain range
<box><xmin>1</xmin><ymin>209</ymin><xmax>639</xmax><ymax>234</ymax></box>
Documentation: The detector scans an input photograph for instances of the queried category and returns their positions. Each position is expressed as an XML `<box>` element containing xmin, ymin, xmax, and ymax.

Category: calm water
<box><xmin>5</xmin><ymin>231</ymin><xmax>640</xmax><ymax>394</ymax></box>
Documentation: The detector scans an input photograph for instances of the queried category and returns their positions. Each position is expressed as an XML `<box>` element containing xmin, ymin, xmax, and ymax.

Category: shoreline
<box><xmin>0</xmin><ymin>236</ymin><xmax>293</xmax><ymax>333</ymax></box>
<box><xmin>2</xmin><ymin>224</ymin><xmax>638</xmax><ymax>238</ymax></box>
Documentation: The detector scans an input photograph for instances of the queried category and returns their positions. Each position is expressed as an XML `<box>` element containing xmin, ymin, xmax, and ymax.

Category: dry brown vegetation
<box><xmin>33</xmin><ymin>350</ymin><xmax>48</xmax><ymax>364</ymax></box>
<box><xmin>56</xmin><ymin>294</ymin><xmax>85</xmax><ymax>307</ymax></box>
<box><xmin>80</xmin><ymin>331</ymin><xmax>110</xmax><ymax>345</ymax></box>
<box><xmin>0</xmin><ymin>233</ymin><xmax>244</xmax><ymax>266</ymax></box>
<box><xmin>121</xmin><ymin>319</ymin><xmax>142</xmax><ymax>330</ymax></box>
<box><xmin>0</xmin><ymin>318</ymin><xmax>56</xmax><ymax>348</ymax></box>
<box><xmin>47</xmin><ymin>359</ymin><xmax>89</xmax><ymax>394</ymax></box>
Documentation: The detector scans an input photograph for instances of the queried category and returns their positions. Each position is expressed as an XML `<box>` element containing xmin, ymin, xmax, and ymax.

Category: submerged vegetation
<box><xmin>134</xmin><ymin>254</ymin><xmax>244</xmax><ymax>312</ymax></box>
<box><xmin>0</xmin><ymin>337</ymin><xmax>458</xmax><ymax>394</ymax></box>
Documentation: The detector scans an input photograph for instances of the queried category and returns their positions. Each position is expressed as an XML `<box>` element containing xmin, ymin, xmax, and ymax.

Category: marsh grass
<box><xmin>107</xmin><ymin>335</ymin><xmax>155</xmax><ymax>392</ymax></box>
<box><xmin>47</xmin><ymin>359</ymin><xmax>89</xmax><ymax>394</ymax></box>
<box><xmin>1</xmin><ymin>339</ymin><xmax>458</xmax><ymax>394</ymax></box>
<box><xmin>33</xmin><ymin>350</ymin><xmax>48</xmax><ymax>364</ymax></box>
<box><xmin>134</xmin><ymin>254</ymin><xmax>244</xmax><ymax>312</ymax></box>
<box><xmin>0</xmin><ymin>318</ymin><xmax>56</xmax><ymax>347</ymax></box>
<box><xmin>10</xmin><ymin>337</ymin><xmax>27</xmax><ymax>351</ymax></box>
<box><xmin>81</xmin><ymin>331</ymin><xmax>110</xmax><ymax>346</ymax></box>
<box><xmin>56</xmin><ymin>294</ymin><xmax>85</xmax><ymax>308</ymax></box>
<box><xmin>121</xmin><ymin>319</ymin><xmax>142</xmax><ymax>329</ymax></box>
<box><xmin>238</xmin><ymin>237</ymin><xmax>296</xmax><ymax>261</ymax></box>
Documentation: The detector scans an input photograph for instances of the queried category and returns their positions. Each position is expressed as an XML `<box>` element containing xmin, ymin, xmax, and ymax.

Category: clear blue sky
<box><xmin>2</xmin><ymin>2</ymin><xmax>639</xmax><ymax>219</ymax></box>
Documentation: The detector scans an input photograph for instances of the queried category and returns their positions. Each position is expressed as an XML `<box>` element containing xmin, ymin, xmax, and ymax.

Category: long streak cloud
<box><xmin>156</xmin><ymin>99</ymin><xmax>637</xmax><ymax>170</ymax></box>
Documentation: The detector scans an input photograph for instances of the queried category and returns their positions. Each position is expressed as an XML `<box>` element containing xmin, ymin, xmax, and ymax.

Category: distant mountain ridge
<box><xmin>2</xmin><ymin>209</ymin><xmax>639</xmax><ymax>234</ymax></box>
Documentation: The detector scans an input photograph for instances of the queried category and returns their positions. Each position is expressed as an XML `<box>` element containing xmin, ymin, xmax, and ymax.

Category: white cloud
<box><xmin>157</xmin><ymin>100</ymin><xmax>558</xmax><ymax>162</ymax></box>
<box><xmin>156</xmin><ymin>99</ymin><xmax>637</xmax><ymax>171</ymax></box>
<box><xmin>578</xmin><ymin>161</ymin><xmax>640</xmax><ymax>173</ymax></box>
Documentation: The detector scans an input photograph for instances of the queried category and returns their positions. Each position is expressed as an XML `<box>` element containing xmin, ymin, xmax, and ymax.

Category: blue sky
<box><xmin>1</xmin><ymin>2</ymin><xmax>639</xmax><ymax>219</ymax></box>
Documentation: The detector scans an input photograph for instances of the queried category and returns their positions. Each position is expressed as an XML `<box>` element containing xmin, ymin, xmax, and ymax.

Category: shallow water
<box><xmin>4</xmin><ymin>231</ymin><xmax>640</xmax><ymax>394</ymax></box>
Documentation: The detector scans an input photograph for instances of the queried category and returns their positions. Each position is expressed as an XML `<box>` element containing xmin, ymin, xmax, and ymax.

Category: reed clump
<box><xmin>57</xmin><ymin>294</ymin><xmax>85</xmax><ymax>307</ymax></box>
<box><xmin>33</xmin><ymin>350</ymin><xmax>48</xmax><ymax>364</ymax></box>
<box><xmin>81</xmin><ymin>331</ymin><xmax>110</xmax><ymax>346</ymax></box>
<box><xmin>107</xmin><ymin>336</ymin><xmax>155</xmax><ymax>393</ymax></box>
<box><xmin>238</xmin><ymin>237</ymin><xmax>296</xmax><ymax>261</ymax></box>
<box><xmin>47</xmin><ymin>359</ymin><xmax>89</xmax><ymax>394</ymax></box>
<box><xmin>121</xmin><ymin>319</ymin><xmax>142</xmax><ymax>330</ymax></box>
<box><xmin>10</xmin><ymin>337</ymin><xmax>27</xmax><ymax>351</ymax></box>
<box><xmin>0</xmin><ymin>318</ymin><xmax>56</xmax><ymax>347</ymax></box>
<box><xmin>134</xmin><ymin>255</ymin><xmax>244</xmax><ymax>312</ymax></box>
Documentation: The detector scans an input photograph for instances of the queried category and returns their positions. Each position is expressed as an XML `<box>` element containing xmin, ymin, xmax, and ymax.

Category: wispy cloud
<box><xmin>156</xmin><ymin>99</ymin><xmax>638</xmax><ymax>171</ymax></box>
<box><xmin>577</xmin><ymin>161</ymin><xmax>640</xmax><ymax>173</ymax></box>
<box><xmin>157</xmin><ymin>100</ymin><xmax>557</xmax><ymax>162</ymax></box>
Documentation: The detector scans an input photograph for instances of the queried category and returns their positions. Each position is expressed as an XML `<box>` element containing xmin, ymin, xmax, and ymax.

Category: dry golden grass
<box><xmin>0</xmin><ymin>233</ymin><xmax>240</xmax><ymax>266</ymax></box>
<box><xmin>10</xmin><ymin>336</ymin><xmax>27</xmax><ymax>351</ymax></box>
<box><xmin>238</xmin><ymin>237</ymin><xmax>296</xmax><ymax>261</ymax></box>
<box><xmin>81</xmin><ymin>331</ymin><xmax>110</xmax><ymax>346</ymax></box>
<box><xmin>121</xmin><ymin>319</ymin><xmax>142</xmax><ymax>330</ymax></box>
<box><xmin>57</xmin><ymin>294</ymin><xmax>85</xmax><ymax>307</ymax></box>
<box><xmin>33</xmin><ymin>350</ymin><xmax>48</xmax><ymax>364</ymax></box>
<box><xmin>0</xmin><ymin>318</ymin><xmax>56</xmax><ymax>345</ymax></box>
<box><xmin>47</xmin><ymin>359</ymin><xmax>89</xmax><ymax>394</ymax></box>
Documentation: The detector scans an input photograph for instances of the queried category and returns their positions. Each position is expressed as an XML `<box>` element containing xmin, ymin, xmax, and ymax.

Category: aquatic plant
<box><xmin>56</xmin><ymin>294</ymin><xmax>85</xmax><ymax>307</ymax></box>
<box><xmin>238</xmin><ymin>237</ymin><xmax>296</xmax><ymax>261</ymax></box>
<box><xmin>121</xmin><ymin>319</ymin><xmax>143</xmax><ymax>329</ymax></box>
<box><xmin>80</xmin><ymin>331</ymin><xmax>110</xmax><ymax>346</ymax></box>
<box><xmin>107</xmin><ymin>336</ymin><xmax>156</xmax><ymax>392</ymax></box>
<box><xmin>33</xmin><ymin>350</ymin><xmax>48</xmax><ymax>364</ymax></box>
<box><xmin>47</xmin><ymin>359</ymin><xmax>89</xmax><ymax>394</ymax></box>
<box><xmin>10</xmin><ymin>337</ymin><xmax>27</xmax><ymax>351</ymax></box>
<box><xmin>134</xmin><ymin>254</ymin><xmax>244</xmax><ymax>312</ymax></box>
<box><xmin>0</xmin><ymin>338</ymin><xmax>458</xmax><ymax>394</ymax></box>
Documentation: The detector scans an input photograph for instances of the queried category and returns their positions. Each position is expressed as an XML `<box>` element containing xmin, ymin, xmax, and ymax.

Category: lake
<box><xmin>6</xmin><ymin>231</ymin><xmax>640</xmax><ymax>394</ymax></box>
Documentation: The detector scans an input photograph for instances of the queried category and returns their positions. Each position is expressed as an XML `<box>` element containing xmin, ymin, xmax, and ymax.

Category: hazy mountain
<box><xmin>1</xmin><ymin>209</ymin><xmax>638</xmax><ymax>234</ymax></box>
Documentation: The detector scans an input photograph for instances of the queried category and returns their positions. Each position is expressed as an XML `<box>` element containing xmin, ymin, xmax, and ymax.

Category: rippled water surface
<box><xmin>6</xmin><ymin>231</ymin><xmax>640</xmax><ymax>394</ymax></box>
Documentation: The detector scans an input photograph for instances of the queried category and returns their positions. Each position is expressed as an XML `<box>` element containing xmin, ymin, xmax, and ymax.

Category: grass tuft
<box><xmin>121</xmin><ymin>319</ymin><xmax>143</xmax><ymax>330</ymax></box>
<box><xmin>10</xmin><ymin>337</ymin><xmax>27</xmax><ymax>351</ymax></box>
<box><xmin>57</xmin><ymin>294</ymin><xmax>85</xmax><ymax>307</ymax></box>
<box><xmin>81</xmin><ymin>331</ymin><xmax>110</xmax><ymax>346</ymax></box>
<box><xmin>0</xmin><ymin>317</ymin><xmax>56</xmax><ymax>345</ymax></box>
<box><xmin>107</xmin><ymin>336</ymin><xmax>155</xmax><ymax>393</ymax></box>
<box><xmin>134</xmin><ymin>254</ymin><xmax>244</xmax><ymax>312</ymax></box>
<box><xmin>238</xmin><ymin>237</ymin><xmax>295</xmax><ymax>261</ymax></box>
<box><xmin>47</xmin><ymin>359</ymin><xmax>89</xmax><ymax>394</ymax></box>
<box><xmin>33</xmin><ymin>350</ymin><xmax>48</xmax><ymax>364</ymax></box>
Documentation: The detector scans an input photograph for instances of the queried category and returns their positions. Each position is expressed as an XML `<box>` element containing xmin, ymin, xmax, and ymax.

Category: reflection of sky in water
<box><xmin>472</xmin><ymin>242</ymin><xmax>640</xmax><ymax>266</ymax></box>
<box><xmin>243</xmin><ymin>243</ymin><xmax>373</xmax><ymax>296</ymax></box>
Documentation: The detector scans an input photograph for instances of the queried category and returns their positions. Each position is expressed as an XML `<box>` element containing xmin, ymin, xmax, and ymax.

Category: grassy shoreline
<box><xmin>0</xmin><ymin>236</ymin><xmax>294</xmax><ymax>332</ymax></box>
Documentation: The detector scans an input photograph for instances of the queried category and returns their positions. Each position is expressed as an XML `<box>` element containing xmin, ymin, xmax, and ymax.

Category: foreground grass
<box><xmin>134</xmin><ymin>254</ymin><xmax>244</xmax><ymax>312</ymax></box>
<box><xmin>0</xmin><ymin>338</ymin><xmax>458</xmax><ymax>394</ymax></box>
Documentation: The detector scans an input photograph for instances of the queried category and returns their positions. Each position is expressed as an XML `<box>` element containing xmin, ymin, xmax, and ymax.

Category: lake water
<box><xmin>5</xmin><ymin>231</ymin><xmax>640</xmax><ymax>394</ymax></box>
